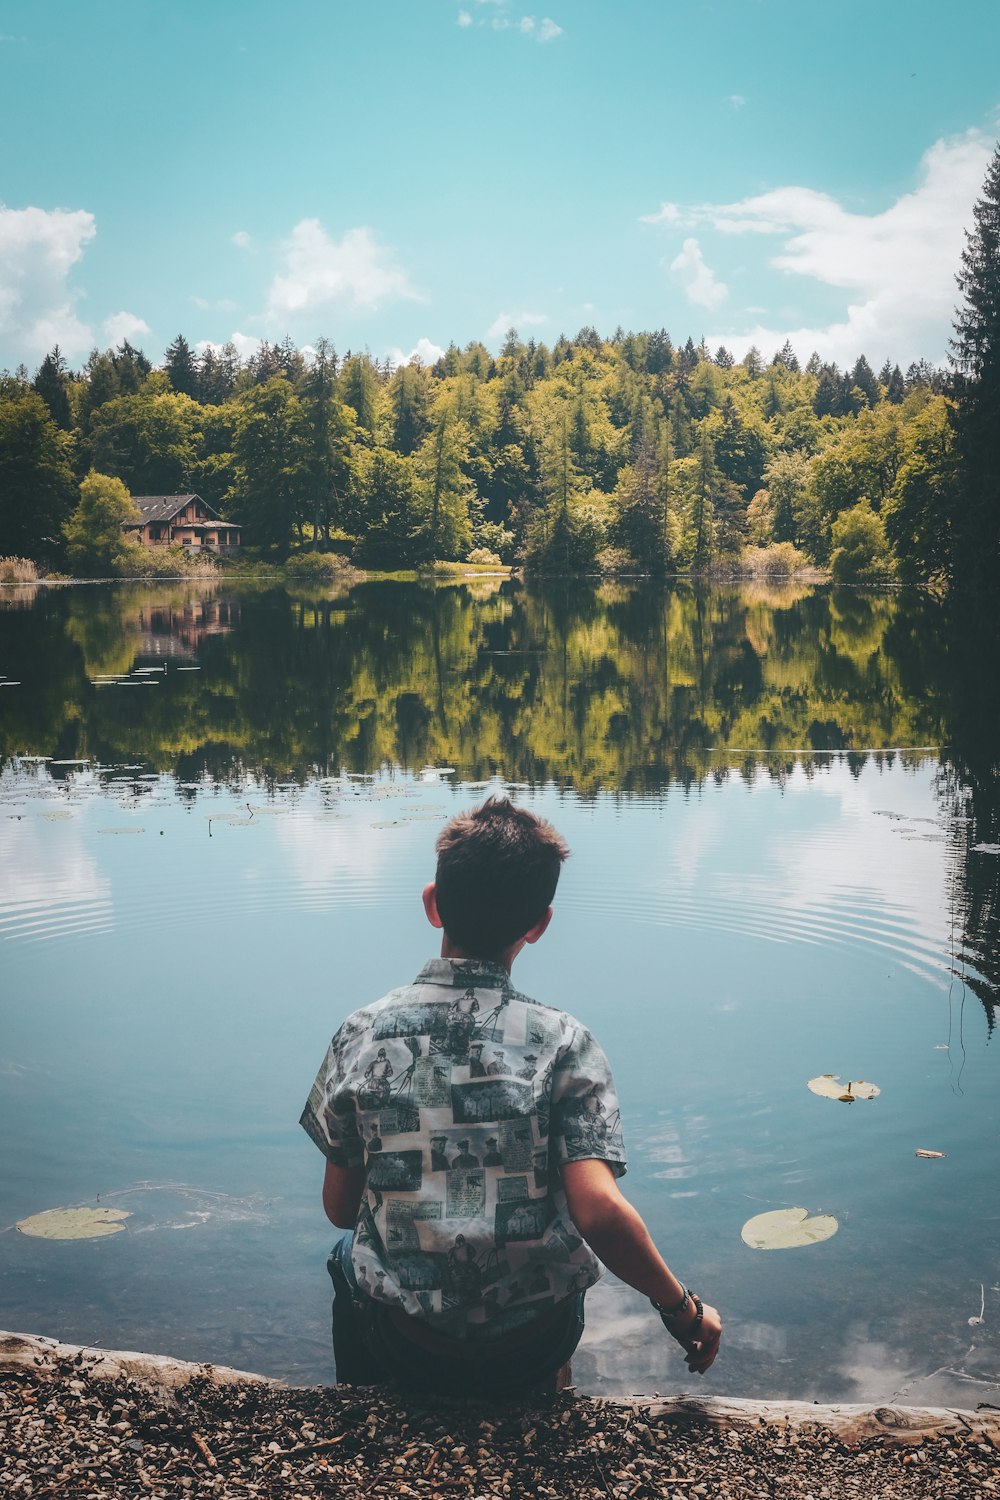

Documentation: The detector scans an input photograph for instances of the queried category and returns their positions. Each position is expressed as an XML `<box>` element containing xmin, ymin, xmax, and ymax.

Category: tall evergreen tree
<box><xmin>111</xmin><ymin>339</ymin><xmax>151</xmax><ymax>394</ymax></box>
<box><xmin>772</xmin><ymin>339</ymin><xmax>800</xmax><ymax>373</ymax></box>
<box><xmin>32</xmin><ymin>347</ymin><xmax>73</xmax><ymax>429</ymax></box>
<box><xmin>850</xmin><ymin>354</ymin><xmax>879</xmax><ymax>410</ymax></box>
<box><xmin>164</xmin><ymin>335</ymin><xmax>199</xmax><ymax>398</ymax></box>
<box><xmin>950</xmin><ymin>140</ymin><xmax>1000</xmax><ymax>594</ymax></box>
<box><xmin>339</xmin><ymin>354</ymin><xmax>381</xmax><ymax>441</ymax></box>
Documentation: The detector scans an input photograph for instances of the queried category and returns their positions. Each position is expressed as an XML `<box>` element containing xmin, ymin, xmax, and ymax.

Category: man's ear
<box><xmin>423</xmin><ymin>882</ymin><xmax>444</xmax><ymax>929</ymax></box>
<box><xmin>523</xmin><ymin>906</ymin><xmax>553</xmax><ymax>945</ymax></box>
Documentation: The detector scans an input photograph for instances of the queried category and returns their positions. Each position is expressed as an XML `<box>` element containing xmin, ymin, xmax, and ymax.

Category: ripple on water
<box><xmin>0</xmin><ymin>766</ymin><xmax>960</xmax><ymax>996</ymax></box>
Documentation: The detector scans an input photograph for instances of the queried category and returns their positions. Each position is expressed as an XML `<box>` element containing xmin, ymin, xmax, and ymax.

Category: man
<box><xmin>301</xmin><ymin>797</ymin><xmax>722</xmax><ymax>1395</ymax></box>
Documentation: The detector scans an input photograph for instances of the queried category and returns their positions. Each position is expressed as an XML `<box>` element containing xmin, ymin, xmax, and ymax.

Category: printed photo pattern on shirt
<box><xmin>301</xmin><ymin>958</ymin><xmax>627</xmax><ymax>1335</ymax></box>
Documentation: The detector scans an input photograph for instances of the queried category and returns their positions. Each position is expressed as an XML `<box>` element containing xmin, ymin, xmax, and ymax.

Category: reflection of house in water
<box><xmin>125</xmin><ymin>494</ymin><xmax>241</xmax><ymax>555</ymax></box>
<box><xmin>136</xmin><ymin>597</ymin><xmax>240</xmax><ymax>659</ymax></box>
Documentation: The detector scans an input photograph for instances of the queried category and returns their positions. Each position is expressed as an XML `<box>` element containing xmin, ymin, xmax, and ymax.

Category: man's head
<box><xmin>425</xmin><ymin>797</ymin><xmax>569</xmax><ymax>960</ymax></box>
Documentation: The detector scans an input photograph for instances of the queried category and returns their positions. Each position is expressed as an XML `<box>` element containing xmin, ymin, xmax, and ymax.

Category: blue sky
<box><xmin>2</xmin><ymin>0</ymin><xmax>999</xmax><ymax>374</ymax></box>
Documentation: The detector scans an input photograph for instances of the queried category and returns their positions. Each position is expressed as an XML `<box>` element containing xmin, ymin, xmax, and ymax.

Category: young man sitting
<box><xmin>300</xmin><ymin>797</ymin><xmax>722</xmax><ymax>1395</ymax></box>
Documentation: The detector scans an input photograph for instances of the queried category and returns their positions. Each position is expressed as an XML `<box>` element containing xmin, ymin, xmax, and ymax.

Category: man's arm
<box><xmin>323</xmin><ymin>1161</ymin><xmax>366</xmax><ymax>1228</ymax></box>
<box><xmin>561</xmin><ymin>1158</ymin><xmax>722</xmax><ymax>1374</ymax></box>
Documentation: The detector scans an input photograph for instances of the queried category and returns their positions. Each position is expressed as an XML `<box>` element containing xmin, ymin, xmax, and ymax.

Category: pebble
<box><xmin>1</xmin><ymin>1362</ymin><xmax>997</xmax><ymax>1499</ymax></box>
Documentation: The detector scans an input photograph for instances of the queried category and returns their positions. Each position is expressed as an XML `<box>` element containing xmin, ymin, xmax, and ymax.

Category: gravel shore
<box><xmin>3</xmin><ymin>1349</ymin><xmax>999</xmax><ymax>1500</ymax></box>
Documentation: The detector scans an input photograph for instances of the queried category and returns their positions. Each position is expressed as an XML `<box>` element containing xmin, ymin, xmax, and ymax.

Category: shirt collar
<box><xmin>416</xmin><ymin>957</ymin><xmax>512</xmax><ymax>991</ymax></box>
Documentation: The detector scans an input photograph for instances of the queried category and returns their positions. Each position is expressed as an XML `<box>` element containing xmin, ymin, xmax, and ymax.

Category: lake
<box><xmin>1</xmin><ymin>574</ymin><xmax>997</xmax><ymax>1404</ymax></box>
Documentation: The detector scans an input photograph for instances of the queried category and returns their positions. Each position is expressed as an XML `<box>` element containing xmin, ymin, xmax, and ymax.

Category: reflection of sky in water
<box><xmin>0</xmin><ymin>759</ymin><xmax>997</xmax><ymax>1406</ymax></box>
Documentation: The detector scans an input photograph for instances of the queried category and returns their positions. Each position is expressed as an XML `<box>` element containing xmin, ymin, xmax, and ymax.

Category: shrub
<box><xmin>595</xmin><ymin>546</ymin><xmax>633</xmax><ymax>575</ymax></box>
<box><xmin>465</xmin><ymin>547</ymin><xmax>503</xmax><ymax>568</ymax></box>
<box><xmin>739</xmin><ymin>542</ymin><xmax>811</xmax><ymax>577</ymax></box>
<box><xmin>829</xmin><ymin>498</ymin><xmax>893</xmax><ymax>582</ymax></box>
<box><xmin>474</xmin><ymin>521</ymin><xmax>517</xmax><ymax>563</ymax></box>
<box><xmin>0</xmin><ymin>556</ymin><xmax>38</xmax><ymax>583</ymax></box>
<box><xmin>114</xmin><ymin>543</ymin><xmax>218</xmax><ymax>579</ymax></box>
<box><xmin>283</xmin><ymin>551</ymin><xmax>353</xmax><ymax>582</ymax></box>
<box><xmin>523</xmin><ymin>502</ymin><xmax>607</xmax><ymax>573</ymax></box>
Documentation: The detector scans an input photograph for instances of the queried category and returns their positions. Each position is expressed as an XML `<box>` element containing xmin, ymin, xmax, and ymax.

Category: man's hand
<box><xmin>668</xmin><ymin>1299</ymin><xmax>723</xmax><ymax>1374</ymax></box>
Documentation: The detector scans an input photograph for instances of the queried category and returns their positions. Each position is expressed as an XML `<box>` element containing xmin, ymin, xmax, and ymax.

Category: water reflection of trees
<box><xmin>1</xmin><ymin>575</ymin><xmax>995</xmax><ymax>1025</ymax></box>
<box><xmin>936</xmin><ymin>618</ymin><xmax>1000</xmax><ymax>1035</ymax></box>
<box><xmin>0</xmin><ymin>575</ymin><xmax>956</xmax><ymax>786</ymax></box>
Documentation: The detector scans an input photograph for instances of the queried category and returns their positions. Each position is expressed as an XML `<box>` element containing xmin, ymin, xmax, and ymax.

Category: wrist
<box><xmin>650</xmin><ymin>1284</ymin><xmax>689</xmax><ymax>1319</ymax></box>
<box><xmin>652</xmin><ymin>1287</ymin><xmax>704</xmax><ymax>1341</ymax></box>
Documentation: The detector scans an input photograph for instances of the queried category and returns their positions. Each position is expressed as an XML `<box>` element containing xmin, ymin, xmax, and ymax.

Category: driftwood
<box><xmin>643</xmin><ymin>1392</ymin><xmax>1000</xmax><ymax>1446</ymax></box>
<box><xmin>0</xmin><ymin>1330</ymin><xmax>282</xmax><ymax>1393</ymax></box>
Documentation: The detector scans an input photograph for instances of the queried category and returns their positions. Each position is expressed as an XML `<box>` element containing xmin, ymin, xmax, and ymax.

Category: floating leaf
<box><xmin>807</xmin><ymin>1074</ymin><xmax>880</xmax><ymax>1103</ymax></box>
<box><xmin>741</xmin><ymin>1207</ymin><xmax>838</xmax><ymax>1250</ymax></box>
<box><xmin>915</xmin><ymin>1148</ymin><xmax>947</xmax><ymax>1159</ymax></box>
<box><xmin>17</xmin><ymin>1206</ymin><xmax>131</xmax><ymax>1240</ymax></box>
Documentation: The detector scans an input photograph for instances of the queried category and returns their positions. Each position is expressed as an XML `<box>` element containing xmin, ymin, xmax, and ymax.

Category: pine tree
<box><xmin>950</xmin><ymin>140</ymin><xmax>1000</xmax><ymax>593</ymax></box>
<box><xmin>885</xmin><ymin>365</ymin><xmax>906</xmax><ymax>404</ymax></box>
<box><xmin>772</xmin><ymin>339</ymin><xmax>800</xmax><ymax>373</ymax></box>
<box><xmin>164</xmin><ymin>335</ymin><xmax>199</xmax><ymax>398</ymax></box>
<box><xmin>850</xmin><ymin>354</ymin><xmax>879</xmax><ymax>410</ymax></box>
<box><xmin>32</xmin><ymin>347</ymin><xmax>73</xmax><ymax>429</ymax></box>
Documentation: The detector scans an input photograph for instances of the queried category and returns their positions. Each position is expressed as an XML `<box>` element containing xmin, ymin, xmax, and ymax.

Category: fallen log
<box><xmin>0</xmin><ymin>1330</ymin><xmax>282</xmax><ymax>1393</ymax></box>
<box><xmin>3</xmin><ymin>1330</ymin><xmax>998</xmax><ymax>1448</ymax></box>
<box><xmin>643</xmin><ymin>1392</ymin><xmax>1000</xmax><ymax>1446</ymax></box>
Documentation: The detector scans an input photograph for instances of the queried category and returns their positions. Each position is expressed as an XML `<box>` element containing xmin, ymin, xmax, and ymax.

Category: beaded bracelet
<box><xmin>650</xmin><ymin>1285</ymin><xmax>690</xmax><ymax>1322</ymax></box>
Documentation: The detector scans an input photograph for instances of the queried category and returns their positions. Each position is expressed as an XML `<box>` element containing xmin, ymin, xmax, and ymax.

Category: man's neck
<box><xmin>439</xmin><ymin>934</ymin><xmax>521</xmax><ymax>974</ymax></box>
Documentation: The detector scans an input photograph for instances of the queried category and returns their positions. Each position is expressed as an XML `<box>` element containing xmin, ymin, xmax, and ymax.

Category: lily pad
<box><xmin>741</xmin><ymin>1207</ymin><xmax>839</xmax><ymax>1250</ymax></box>
<box><xmin>807</xmin><ymin>1073</ymin><xmax>880</xmax><ymax>1103</ymax></box>
<box><xmin>16</xmin><ymin>1206</ymin><xmax>131</xmax><ymax>1240</ymax></box>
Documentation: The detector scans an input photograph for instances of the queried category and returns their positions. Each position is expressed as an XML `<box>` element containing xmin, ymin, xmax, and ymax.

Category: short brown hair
<box><xmin>434</xmin><ymin>797</ymin><xmax>569</xmax><ymax>958</ymax></box>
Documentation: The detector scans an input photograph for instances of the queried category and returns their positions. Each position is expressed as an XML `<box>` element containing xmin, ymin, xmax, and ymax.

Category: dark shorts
<box><xmin>327</xmin><ymin>1234</ymin><xmax>585</xmax><ymax>1397</ymax></box>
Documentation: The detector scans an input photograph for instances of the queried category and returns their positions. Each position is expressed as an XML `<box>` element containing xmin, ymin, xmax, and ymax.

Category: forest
<box><xmin>1</xmin><ymin>144</ymin><xmax>997</xmax><ymax>595</ymax></box>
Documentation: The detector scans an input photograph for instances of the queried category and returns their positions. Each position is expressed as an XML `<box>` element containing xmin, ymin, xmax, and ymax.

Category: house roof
<box><xmin>130</xmin><ymin>494</ymin><xmax>221</xmax><ymax>523</ymax></box>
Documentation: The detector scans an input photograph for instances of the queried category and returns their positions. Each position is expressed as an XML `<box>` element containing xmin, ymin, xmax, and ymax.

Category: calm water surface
<box><xmin>1</xmin><ymin>577</ymin><xmax>997</xmax><ymax>1404</ymax></box>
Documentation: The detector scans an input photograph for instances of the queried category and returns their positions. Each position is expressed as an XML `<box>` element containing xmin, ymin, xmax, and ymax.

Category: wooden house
<box><xmin>126</xmin><ymin>494</ymin><xmax>241</xmax><ymax>555</ymax></box>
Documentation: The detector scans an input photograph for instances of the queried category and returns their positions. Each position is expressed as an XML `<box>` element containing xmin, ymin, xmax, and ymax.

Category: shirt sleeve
<box><xmin>299</xmin><ymin>1026</ymin><xmax>366</xmax><ymax>1168</ymax></box>
<box><xmin>548</xmin><ymin>1022</ymin><xmax>628</xmax><ymax>1177</ymax></box>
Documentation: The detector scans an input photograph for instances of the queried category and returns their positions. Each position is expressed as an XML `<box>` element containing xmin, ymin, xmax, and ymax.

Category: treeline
<box><xmin>0</xmin><ymin>143</ymin><xmax>996</xmax><ymax>588</ymax></box>
<box><xmin>0</xmin><ymin>331</ymin><xmax>957</xmax><ymax>578</ymax></box>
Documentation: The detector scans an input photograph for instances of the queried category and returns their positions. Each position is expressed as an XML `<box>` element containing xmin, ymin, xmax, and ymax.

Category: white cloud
<box><xmin>191</xmin><ymin>295</ymin><xmax>239</xmax><ymax>313</ymax></box>
<box><xmin>102</xmin><ymin>310</ymin><xmax>151</xmax><ymax>346</ymax></box>
<box><xmin>639</xmin><ymin>201</ymin><xmax>681</xmax><ymax>226</ymax></box>
<box><xmin>0</xmin><ymin>203</ymin><xmax>96</xmax><ymax>363</ymax></box>
<box><xmin>387</xmin><ymin>336</ymin><xmax>446</xmax><ymax>369</ymax></box>
<box><xmin>196</xmin><ymin>331</ymin><xmax>264</xmax><ymax>362</ymax></box>
<box><xmin>231</xmin><ymin>230</ymin><xmax>252</xmax><ymax>250</ymax></box>
<box><xmin>669</xmin><ymin>237</ymin><xmax>729</xmax><ymax>310</ymax></box>
<box><xmin>457</xmin><ymin>5</ymin><xmax>563</xmax><ymax>41</ymax></box>
<box><xmin>265</xmin><ymin>220</ymin><xmax>419</xmax><ymax>323</ymax></box>
<box><xmin>645</xmin><ymin>129</ymin><xmax>993</xmax><ymax>367</ymax></box>
<box><xmin>728</xmin><ymin>93</ymin><xmax>746</xmax><ymax>109</ymax></box>
<box><xmin>486</xmin><ymin>309</ymin><xmax>548</xmax><ymax>339</ymax></box>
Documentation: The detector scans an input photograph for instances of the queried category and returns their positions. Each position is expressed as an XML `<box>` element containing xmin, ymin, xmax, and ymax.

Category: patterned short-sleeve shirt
<box><xmin>301</xmin><ymin>957</ymin><xmax>627</xmax><ymax>1337</ymax></box>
